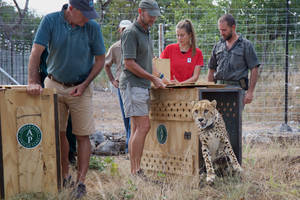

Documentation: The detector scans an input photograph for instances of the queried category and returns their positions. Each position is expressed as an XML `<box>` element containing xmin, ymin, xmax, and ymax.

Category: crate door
<box><xmin>199</xmin><ymin>88</ymin><xmax>242</xmax><ymax>164</ymax></box>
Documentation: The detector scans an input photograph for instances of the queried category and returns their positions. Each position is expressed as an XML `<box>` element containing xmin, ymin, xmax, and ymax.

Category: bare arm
<box><xmin>70</xmin><ymin>54</ymin><xmax>105</xmax><ymax>96</ymax></box>
<box><xmin>124</xmin><ymin>59</ymin><xmax>165</xmax><ymax>88</ymax></box>
<box><xmin>207</xmin><ymin>68</ymin><xmax>215</xmax><ymax>82</ymax></box>
<box><xmin>244</xmin><ymin>66</ymin><xmax>259</xmax><ymax>104</ymax></box>
<box><xmin>104</xmin><ymin>58</ymin><xmax>119</xmax><ymax>88</ymax></box>
<box><xmin>26</xmin><ymin>43</ymin><xmax>45</xmax><ymax>95</ymax></box>
<box><xmin>180</xmin><ymin>65</ymin><xmax>201</xmax><ymax>84</ymax></box>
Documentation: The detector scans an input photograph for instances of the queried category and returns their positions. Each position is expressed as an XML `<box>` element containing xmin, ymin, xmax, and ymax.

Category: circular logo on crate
<box><xmin>17</xmin><ymin>124</ymin><xmax>42</xmax><ymax>149</ymax></box>
<box><xmin>156</xmin><ymin>124</ymin><xmax>167</xmax><ymax>144</ymax></box>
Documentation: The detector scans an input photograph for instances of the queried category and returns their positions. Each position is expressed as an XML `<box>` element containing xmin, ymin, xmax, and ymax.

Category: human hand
<box><xmin>112</xmin><ymin>80</ymin><xmax>119</xmax><ymax>88</ymax></box>
<box><xmin>26</xmin><ymin>83</ymin><xmax>43</xmax><ymax>95</ymax></box>
<box><xmin>152</xmin><ymin>76</ymin><xmax>166</xmax><ymax>89</ymax></box>
<box><xmin>162</xmin><ymin>77</ymin><xmax>172</xmax><ymax>85</ymax></box>
<box><xmin>170</xmin><ymin>75</ymin><xmax>180</xmax><ymax>84</ymax></box>
<box><xmin>243</xmin><ymin>91</ymin><xmax>253</xmax><ymax>104</ymax></box>
<box><xmin>69</xmin><ymin>84</ymin><xmax>87</xmax><ymax>97</ymax></box>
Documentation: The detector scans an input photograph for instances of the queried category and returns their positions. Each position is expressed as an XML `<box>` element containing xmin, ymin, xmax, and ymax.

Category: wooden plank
<box><xmin>150</xmin><ymin>88</ymin><xmax>199</xmax><ymax>102</ymax></box>
<box><xmin>39</xmin><ymin>93</ymin><xmax>61</xmax><ymax>193</ymax></box>
<box><xmin>53</xmin><ymin>94</ymin><xmax>61</xmax><ymax>192</ymax></box>
<box><xmin>0</xmin><ymin>85</ymin><xmax>27</xmax><ymax>89</ymax></box>
<box><xmin>166</xmin><ymin>81</ymin><xmax>226</xmax><ymax>88</ymax></box>
<box><xmin>0</xmin><ymin>97</ymin><xmax>5</xmax><ymax>199</ymax></box>
<box><xmin>1</xmin><ymin>90</ymin><xmax>20</xmax><ymax>198</ymax></box>
<box><xmin>16</xmin><ymin>106</ymin><xmax>43</xmax><ymax>193</ymax></box>
<box><xmin>0</xmin><ymin>87</ymin><xmax>60</xmax><ymax>198</ymax></box>
<box><xmin>153</xmin><ymin>58</ymin><xmax>170</xmax><ymax>80</ymax></box>
<box><xmin>150</xmin><ymin>100</ymin><xmax>193</xmax><ymax>121</ymax></box>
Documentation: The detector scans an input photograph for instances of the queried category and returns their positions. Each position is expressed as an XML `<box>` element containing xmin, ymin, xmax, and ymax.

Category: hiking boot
<box><xmin>63</xmin><ymin>175</ymin><xmax>74</xmax><ymax>189</ymax></box>
<box><xmin>72</xmin><ymin>183</ymin><xmax>87</xmax><ymax>199</ymax></box>
<box><xmin>136</xmin><ymin>169</ymin><xmax>148</xmax><ymax>181</ymax></box>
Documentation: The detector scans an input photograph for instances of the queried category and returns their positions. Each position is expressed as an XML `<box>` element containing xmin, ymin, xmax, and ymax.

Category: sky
<box><xmin>4</xmin><ymin>0</ymin><xmax>68</xmax><ymax>16</ymax></box>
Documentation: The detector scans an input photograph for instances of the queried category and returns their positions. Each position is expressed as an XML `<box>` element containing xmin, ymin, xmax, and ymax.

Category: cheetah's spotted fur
<box><xmin>192</xmin><ymin>99</ymin><xmax>242</xmax><ymax>184</ymax></box>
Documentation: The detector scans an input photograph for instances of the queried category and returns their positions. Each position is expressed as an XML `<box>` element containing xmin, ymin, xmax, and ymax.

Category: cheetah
<box><xmin>191</xmin><ymin>99</ymin><xmax>243</xmax><ymax>184</ymax></box>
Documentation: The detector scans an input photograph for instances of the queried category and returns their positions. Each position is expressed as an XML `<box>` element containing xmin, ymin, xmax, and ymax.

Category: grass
<box><xmin>11</xmin><ymin>141</ymin><xmax>299</xmax><ymax>200</ymax></box>
<box><xmin>88</xmin><ymin>142</ymin><xmax>300</xmax><ymax>200</ymax></box>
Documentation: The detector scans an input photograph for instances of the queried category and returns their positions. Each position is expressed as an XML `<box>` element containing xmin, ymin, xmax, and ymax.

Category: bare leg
<box><xmin>76</xmin><ymin>135</ymin><xmax>91</xmax><ymax>183</ymax></box>
<box><xmin>130</xmin><ymin>116</ymin><xmax>150</xmax><ymax>174</ymax></box>
<box><xmin>129</xmin><ymin>117</ymin><xmax>136</xmax><ymax>174</ymax></box>
<box><xmin>60</xmin><ymin>131</ymin><xmax>70</xmax><ymax>179</ymax></box>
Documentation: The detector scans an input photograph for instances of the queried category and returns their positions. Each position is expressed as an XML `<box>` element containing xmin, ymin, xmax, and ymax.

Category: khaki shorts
<box><xmin>120</xmin><ymin>85</ymin><xmax>150</xmax><ymax>118</ymax></box>
<box><xmin>45</xmin><ymin>77</ymin><xmax>95</xmax><ymax>136</ymax></box>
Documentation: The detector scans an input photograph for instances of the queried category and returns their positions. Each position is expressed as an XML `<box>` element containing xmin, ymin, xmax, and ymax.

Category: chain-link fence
<box><xmin>0</xmin><ymin>6</ymin><xmax>300</xmax><ymax>123</ymax></box>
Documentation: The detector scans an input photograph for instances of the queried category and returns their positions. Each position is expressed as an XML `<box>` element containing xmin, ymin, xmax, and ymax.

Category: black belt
<box><xmin>47</xmin><ymin>74</ymin><xmax>82</xmax><ymax>87</ymax></box>
<box><xmin>217</xmin><ymin>80</ymin><xmax>240</xmax><ymax>86</ymax></box>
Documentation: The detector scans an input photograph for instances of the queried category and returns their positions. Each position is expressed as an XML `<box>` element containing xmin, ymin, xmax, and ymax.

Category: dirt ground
<box><xmin>91</xmin><ymin>90</ymin><xmax>290</xmax><ymax>135</ymax></box>
<box><xmin>79</xmin><ymin>90</ymin><xmax>300</xmax><ymax>200</ymax></box>
<box><xmin>93</xmin><ymin>90</ymin><xmax>124</xmax><ymax>134</ymax></box>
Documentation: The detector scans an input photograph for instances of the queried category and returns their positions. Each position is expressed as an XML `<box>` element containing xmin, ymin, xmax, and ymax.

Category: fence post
<box><xmin>280</xmin><ymin>0</ymin><xmax>292</xmax><ymax>132</ymax></box>
<box><xmin>158</xmin><ymin>23</ymin><xmax>164</xmax><ymax>56</ymax></box>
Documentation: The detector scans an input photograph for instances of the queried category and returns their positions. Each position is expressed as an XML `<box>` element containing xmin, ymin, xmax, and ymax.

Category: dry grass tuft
<box><xmin>11</xmin><ymin>142</ymin><xmax>300</xmax><ymax>199</ymax></box>
<box><xmin>83</xmin><ymin>143</ymin><xmax>300</xmax><ymax>200</ymax></box>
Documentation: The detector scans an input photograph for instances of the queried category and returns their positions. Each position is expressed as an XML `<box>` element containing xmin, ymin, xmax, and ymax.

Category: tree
<box><xmin>0</xmin><ymin>0</ymin><xmax>41</xmax><ymax>77</ymax></box>
<box><xmin>94</xmin><ymin>0</ymin><xmax>139</xmax><ymax>49</ymax></box>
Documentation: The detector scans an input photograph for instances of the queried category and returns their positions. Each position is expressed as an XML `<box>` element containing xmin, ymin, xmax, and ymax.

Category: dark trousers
<box><xmin>66</xmin><ymin>114</ymin><xmax>76</xmax><ymax>154</ymax></box>
<box><xmin>117</xmin><ymin>88</ymin><xmax>131</xmax><ymax>152</ymax></box>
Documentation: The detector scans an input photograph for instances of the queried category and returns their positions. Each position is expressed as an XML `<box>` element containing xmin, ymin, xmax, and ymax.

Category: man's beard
<box><xmin>140</xmin><ymin>13</ymin><xmax>153</xmax><ymax>28</ymax></box>
<box><xmin>224</xmin><ymin>32</ymin><xmax>232</xmax><ymax>41</ymax></box>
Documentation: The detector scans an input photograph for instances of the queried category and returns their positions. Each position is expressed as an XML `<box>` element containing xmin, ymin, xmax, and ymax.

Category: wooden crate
<box><xmin>141</xmin><ymin>87</ymin><xmax>242</xmax><ymax>179</ymax></box>
<box><xmin>0</xmin><ymin>86</ymin><xmax>61</xmax><ymax>199</ymax></box>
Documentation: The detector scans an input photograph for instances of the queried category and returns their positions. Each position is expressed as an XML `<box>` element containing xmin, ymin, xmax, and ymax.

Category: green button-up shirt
<box><xmin>208</xmin><ymin>36</ymin><xmax>260</xmax><ymax>81</ymax></box>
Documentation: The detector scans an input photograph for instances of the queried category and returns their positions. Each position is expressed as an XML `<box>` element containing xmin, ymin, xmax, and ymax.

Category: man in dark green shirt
<box><xmin>119</xmin><ymin>0</ymin><xmax>165</xmax><ymax>175</ymax></box>
<box><xmin>208</xmin><ymin>14</ymin><xmax>260</xmax><ymax>105</ymax></box>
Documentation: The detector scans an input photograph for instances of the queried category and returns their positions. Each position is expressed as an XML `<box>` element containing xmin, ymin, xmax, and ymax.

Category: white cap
<box><xmin>119</xmin><ymin>20</ymin><xmax>132</xmax><ymax>29</ymax></box>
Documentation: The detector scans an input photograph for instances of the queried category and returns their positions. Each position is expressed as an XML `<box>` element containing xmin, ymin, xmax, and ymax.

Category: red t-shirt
<box><xmin>160</xmin><ymin>43</ymin><xmax>204</xmax><ymax>82</ymax></box>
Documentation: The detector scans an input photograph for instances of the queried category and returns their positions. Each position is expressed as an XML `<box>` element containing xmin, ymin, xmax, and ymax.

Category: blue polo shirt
<box><xmin>34</xmin><ymin>4</ymin><xmax>105</xmax><ymax>84</ymax></box>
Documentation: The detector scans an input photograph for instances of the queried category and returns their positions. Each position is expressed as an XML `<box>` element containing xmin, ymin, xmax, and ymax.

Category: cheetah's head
<box><xmin>191</xmin><ymin>100</ymin><xmax>217</xmax><ymax>130</ymax></box>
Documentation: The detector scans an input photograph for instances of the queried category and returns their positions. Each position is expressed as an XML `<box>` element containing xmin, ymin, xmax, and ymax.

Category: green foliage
<box><xmin>89</xmin><ymin>156</ymin><xmax>120</xmax><ymax>177</ymax></box>
<box><xmin>157</xmin><ymin>171</ymin><xmax>166</xmax><ymax>178</ymax></box>
<box><xmin>89</xmin><ymin>155</ymin><xmax>117</xmax><ymax>174</ymax></box>
<box><xmin>0</xmin><ymin>1</ymin><xmax>42</xmax><ymax>41</ymax></box>
<box><xmin>95</xmin><ymin>0</ymin><xmax>139</xmax><ymax>50</ymax></box>
<box><xmin>115</xmin><ymin>179</ymin><xmax>138</xmax><ymax>199</ymax></box>
<box><xmin>89</xmin><ymin>155</ymin><xmax>107</xmax><ymax>171</ymax></box>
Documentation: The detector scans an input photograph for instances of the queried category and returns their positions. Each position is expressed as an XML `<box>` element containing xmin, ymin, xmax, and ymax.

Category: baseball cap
<box><xmin>139</xmin><ymin>0</ymin><xmax>161</xmax><ymax>17</ymax></box>
<box><xmin>69</xmin><ymin>0</ymin><xmax>99</xmax><ymax>19</ymax></box>
<box><xmin>119</xmin><ymin>20</ymin><xmax>132</xmax><ymax>29</ymax></box>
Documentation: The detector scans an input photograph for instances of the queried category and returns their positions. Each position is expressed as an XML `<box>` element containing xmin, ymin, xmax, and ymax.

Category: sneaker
<box><xmin>63</xmin><ymin>175</ymin><xmax>74</xmax><ymax>189</ymax></box>
<box><xmin>72</xmin><ymin>183</ymin><xmax>87</xmax><ymax>199</ymax></box>
<box><xmin>136</xmin><ymin>169</ymin><xmax>148</xmax><ymax>181</ymax></box>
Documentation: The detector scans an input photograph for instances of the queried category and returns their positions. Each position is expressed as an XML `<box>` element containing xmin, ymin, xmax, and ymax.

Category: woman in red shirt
<box><xmin>160</xmin><ymin>19</ymin><xmax>204</xmax><ymax>84</ymax></box>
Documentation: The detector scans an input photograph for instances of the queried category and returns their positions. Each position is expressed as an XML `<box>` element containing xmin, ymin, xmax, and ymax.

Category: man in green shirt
<box><xmin>208</xmin><ymin>14</ymin><xmax>260</xmax><ymax>105</ymax></box>
<box><xmin>119</xmin><ymin>0</ymin><xmax>165</xmax><ymax>175</ymax></box>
